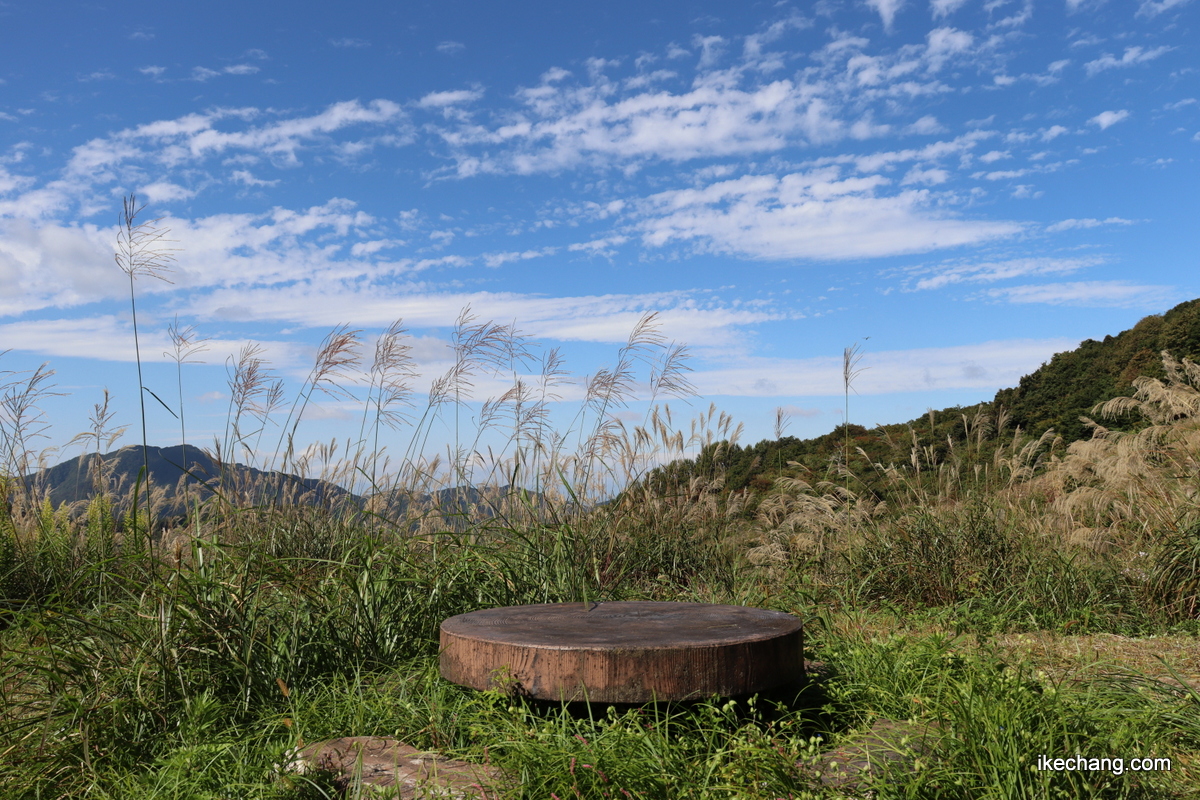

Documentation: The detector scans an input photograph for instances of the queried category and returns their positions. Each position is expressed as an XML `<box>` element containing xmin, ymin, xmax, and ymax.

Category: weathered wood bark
<box><xmin>440</xmin><ymin>601</ymin><xmax>804</xmax><ymax>702</ymax></box>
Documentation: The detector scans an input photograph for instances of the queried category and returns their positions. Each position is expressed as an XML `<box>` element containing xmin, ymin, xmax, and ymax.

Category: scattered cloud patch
<box><xmin>483</xmin><ymin>247</ymin><xmax>556</xmax><ymax>268</ymax></box>
<box><xmin>418</xmin><ymin>88</ymin><xmax>485</xmax><ymax>108</ymax></box>
<box><xmin>139</xmin><ymin>65</ymin><xmax>166</xmax><ymax>78</ymax></box>
<box><xmin>229</xmin><ymin>169</ymin><xmax>279</xmax><ymax>187</ymax></box>
<box><xmin>436</xmin><ymin>40</ymin><xmax>465</xmax><ymax>55</ymax></box>
<box><xmin>865</xmin><ymin>0</ymin><xmax>906</xmax><ymax>31</ymax></box>
<box><xmin>1090</xmin><ymin>109</ymin><xmax>1129</xmax><ymax>129</ymax></box>
<box><xmin>1045</xmin><ymin>216</ymin><xmax>1135</xmax><ymax>232</ymax></box>
<box><xmin>1085</xmin><ymin>46</ymin><xmax>1172</xmax><ymax>77</ymax></box>
<box><xmin>930</xmin><ymin>0</ymin><xmax>969</xmax><ymax>18</ymax></box>
<box><xmin>137</xmin><ymin>181</ymin><xmax>196</xmax><ymax>203</ymax></box>
<box><xmin>330</xmin><ymin>38</ymin><xmax>370</xmax><ymax>48</ymax></box>
<box><xmin>1137</xmin><ymin>0</ymin><xmax>1194</xmax><ymax>16</ymax></box>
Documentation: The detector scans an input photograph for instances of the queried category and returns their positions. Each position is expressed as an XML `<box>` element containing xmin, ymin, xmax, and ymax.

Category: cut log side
<box><xmin>439</xmin><ymin>601</ymin><xmax>804</xmax><ymax>703</ymax></box>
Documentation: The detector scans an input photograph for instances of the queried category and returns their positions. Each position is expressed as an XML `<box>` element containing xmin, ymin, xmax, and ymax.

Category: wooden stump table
<box><xmin>439</xmin><ymin>601</ymin><xmax>804</xmax><ymax>703</ymax></box>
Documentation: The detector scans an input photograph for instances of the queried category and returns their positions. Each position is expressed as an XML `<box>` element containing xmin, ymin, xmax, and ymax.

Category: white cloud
<box><xmin>53</xmin><ymin>100</ymin><xmax>409</xmax><ymax>183</ymax></box>
<box><xmin>0</xmin><ymin>315</ymin><xmax>304</xmax><ymax>369</ymax></box>
<box><xmin>427</xmin><ymin>31</ymin><xmax>976</xmax><ymax>177</ymax></box>
<box><xmin>79</xmin><ymin>70</ymin><xmax>116</xmax><ymax>82</ymax></box>
<box><xmin>418</xmin><ymin>89</ymin><xmax>485</xmax><ymax>108</ymax></box>
<box><xmin>930</xmin><ymin>0</ymin><xmax>969</xmax><ymax>18</ymax></box>
<box><xmin>191</xmin><ymin>67</ymin><xmax>220</xmax><ymax>82</ymax></box>
<box><xmin>984</xmin><ymin>281</ymin><xmax>1175</xmax><ymax>307</ymax></box>
<box><xmin>906</xmin><ymin>115</ymin><xmax>945</xmax><ymax>134</ymax></box>
<box><xmin>925</xmin><ymin>27</ymin><xmax>973</xmax><ymax>71</ymax></box>
<box><xmin>1045</xmin><ymin>216</ymin><xmax>1135</xmax><ymax>232</ymax></box>
<box><xmin>638</xmin><ymin>169</ymin><xmax>1021</xmax><ymax>261</ymax></box>
<box><xmin>901</xmin><ymin>166</ymin><xmax>949</xmax><ymax>184</ymax></box>
<box><xmin>0</xmin><ymin>166</ymin><xmax>34</xmax><ymax>195</ymax></box>
<box><xmin>979</xmin><ymin>150</ymin><xmax>1010</xmax><ymax>163</ymax></box>
<box><xmin>229</xmin><ymin>169</ymin><xmax>279</xmax><ymax>187</ymax></box>
<box><xmin>482</xmin><ymin>248</ymin><xmax>556</xmax><ymax>268</ymax></box>
<box><xmin>693</xmin><ymin>35</ymin><xmax>726</xmax><ymax>69</ymax></box>
<box><xmin>1041</xmin><ymin>125</ymin><xmax>1069</xmax><ymax>141</ymax></box>
<box><xmin>692</xmin><ymin>338</ymin><xmax>1076</xmax><ymax>396</ymax></box>
<box><xmin>865</xmin><ymin>0</ymin><xmax>906</xmax><ymax>30</ymax></box>
<box><xmin>567</xmin><ymin>235</ymin><xmax>630</xmax><ymax>255</ymax></box>
<box><xmin>137</xmin><ymin>181</ymin><xmax>196</xmax><ymax>203</ymax></box>
<box><xmin>349</xmin><ymin>239</ymin><xmax>405</xmax><ymax>256</ymax></box>
<box><xmin>139</xmin><ymin>65</ymin><xmax>166</xmax><ymax>78</ymax></box>
<box><xmin>223</xmin><ymin>64</ymin><xmax>260</xmax><ymax>76</ymax></box>
<box><xmin>1137</xmin><ymin>0</ymin><xmax>1194</xmax><ymax>16</ymax></box>
<box><xmin>436</xmin><ymin>41</ymin><xmax>465</xmax><ymax>55</ymax></box>
<box><xmin>902</xmin><ymin>256</ymin><xmax>1100</xmax><ymax>290</ymax></box>
<box><xmin>1089</xmin><ymin>109</ymin><xmax>1129</xmax><ymax>130</ymax></box>
<box><xmin>330</xmin><ymin>38</ymin><xmax>370</xmax><ymax>48</ymax></box>
<box><xmin>179</xmin><ymin>284</ymin><xmax>779</xmax><ymax>354</ymax></box>
<box><xmin>1084</xmin><ymin>46</ymin><xmax>1172</xmax><ymax>77</ymax></box>
<box><xmin>0</xmin><ymin>199</ymin><xmax>387</xmax><ymax>316</ymax></box>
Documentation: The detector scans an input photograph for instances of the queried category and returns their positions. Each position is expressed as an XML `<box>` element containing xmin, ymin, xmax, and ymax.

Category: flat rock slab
<box><xmin>440</xmin><ymin>601</ymin><xmax>804</xmax><ymax>702</ymax></box>
<box><xmin>284</xmin><ymin>736</ymin><xmax>504</xmax><ymax>799</ymax></box>
<box><xmin>800</xmin><ymin>719</ymin><xmax>943</xmax><ymax>796</ymax></box>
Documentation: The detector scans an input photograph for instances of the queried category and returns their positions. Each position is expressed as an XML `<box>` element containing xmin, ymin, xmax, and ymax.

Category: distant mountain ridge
<box><xmin>21</xmin><ymin>444</ymin><xmax>364</xmax><ymax>521</ymax></box>
<box><xmin>19</xmin><ymin>444</ymin><xmax>540</xmax><ymax>526</ymax></box>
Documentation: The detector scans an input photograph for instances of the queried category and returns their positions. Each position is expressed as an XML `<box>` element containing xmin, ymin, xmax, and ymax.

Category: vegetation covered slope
<box><xmin>644</xmin><ymin>297</ymin><xmax>1200</xmax><ymax>501</ymax></box>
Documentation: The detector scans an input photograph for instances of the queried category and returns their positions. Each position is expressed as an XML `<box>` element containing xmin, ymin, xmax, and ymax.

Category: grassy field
<box><xmin>2</xmin><ymin>243</ymin><xmax>1200</xmax><ymax>797</ymax></box>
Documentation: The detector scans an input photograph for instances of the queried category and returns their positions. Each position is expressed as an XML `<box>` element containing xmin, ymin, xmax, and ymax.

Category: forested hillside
<box><xmin>640</xmin><ymin>297</ymin><xmax>1200</xmax><ymax>502</ymax></box>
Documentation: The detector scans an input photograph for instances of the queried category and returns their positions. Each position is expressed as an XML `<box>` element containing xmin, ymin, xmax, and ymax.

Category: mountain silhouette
<box><xmin>18</xmin><ymin>444</ymin><xmax>553</xmax><ymax>529</ymax></box>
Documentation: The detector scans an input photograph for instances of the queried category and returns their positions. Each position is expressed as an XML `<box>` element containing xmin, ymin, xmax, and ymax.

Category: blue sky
<box><xmin>0</xmin><ymin>0</ymin><xmax>1197</xmax><ymax>480</ymax></box>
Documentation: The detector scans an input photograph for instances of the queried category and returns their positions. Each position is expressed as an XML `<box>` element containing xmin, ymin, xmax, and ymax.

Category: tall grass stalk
<box><xmin>114</xmin><ymin>195</ymin><xmax>176</xmax><ymax>556</ymax></box>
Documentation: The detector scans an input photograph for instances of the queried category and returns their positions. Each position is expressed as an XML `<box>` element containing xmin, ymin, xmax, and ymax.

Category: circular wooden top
<box><xmin>439</xmin><ymin>601</ymin><xmax>804</xmax><ymax>702</ymax></box>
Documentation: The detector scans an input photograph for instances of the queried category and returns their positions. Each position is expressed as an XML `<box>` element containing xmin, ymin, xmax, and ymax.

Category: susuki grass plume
<box><xmin>165</xmin><ymin>317</ymin><xmax>210</xmax><ymax>475</ymax></box>
<box><xmin>114</xmin><ymin>195</ymin><xmax>177</xmax><ymax>558</ymax></box>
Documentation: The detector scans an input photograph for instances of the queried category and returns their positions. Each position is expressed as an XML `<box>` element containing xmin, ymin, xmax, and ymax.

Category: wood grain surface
<box><xmin>439</xmin><ymin>601</ymin><xmax>804</xmax><ymax>702</ymax></box>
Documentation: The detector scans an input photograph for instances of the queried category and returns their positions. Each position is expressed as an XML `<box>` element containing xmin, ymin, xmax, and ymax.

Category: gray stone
<box><xmin>279</xmin><ymin>736</ymin><xmax>505</xmax><ymax>799</ymax></box>
<box><xmin>799</xmin><ymin>718</ymin><xmax>942</xmax><ymax>797</ymax></box>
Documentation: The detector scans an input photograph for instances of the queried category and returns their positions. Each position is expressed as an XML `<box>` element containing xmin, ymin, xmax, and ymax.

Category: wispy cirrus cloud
<box><xmin>1137</xmin><ymin>0</ymin><xmax>1194</xmax><ymax>17</ymax></box>
<box><xmin>693</xmin><ymin>337</ymin><xmax>1076</xmax><ymax>396</ymax></box>
<box><xmin>899</xmin><ymin>256</ymin><xmax>1102</xmax><ymax>290</ymax></box>
<box><xmin>636</xmin><ymin>169</ymin><xmax>1021</xmax><ymax>260</ymax></box>
<box><xmin>1045</xmin><ymin>216</ymin><xmax>1135</xmax><ymax>232</ymax></box>
<box><xmin>982</xmin><ymin>281</ymin><xmax>1176</xmax><ymax>307</ymax></box>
